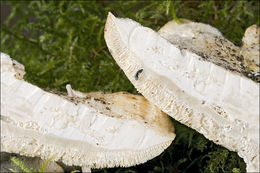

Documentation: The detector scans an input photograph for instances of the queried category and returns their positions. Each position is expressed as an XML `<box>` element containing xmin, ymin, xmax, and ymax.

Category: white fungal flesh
<box><xmin>104</xmin><ymin>13</ymin><xmax>259</xmax><ymax>172</ymax></box>
<box><xmin>1</xmin><ymin>52</ymin><xmax>175</xmax><ymax>168</ymax></box>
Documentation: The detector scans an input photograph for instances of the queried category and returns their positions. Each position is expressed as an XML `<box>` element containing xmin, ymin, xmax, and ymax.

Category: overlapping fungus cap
<box><xmin>104</xmin><ymin>12</ymin><xmax>259</xmax><ymax>172</ymax></box>
<box><xmin>1</xmin><ymin>52</ymin><xmax>175</xmax><ymax>168</ymax></box>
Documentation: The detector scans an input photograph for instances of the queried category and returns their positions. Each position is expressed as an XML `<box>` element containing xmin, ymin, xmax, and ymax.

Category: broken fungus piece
<box><xmin>240</xmin><ymin>24</ymin><xmax>260</xmax><ymax>73</ymax></box>
<box><xmin>158</xmin><ymin>19</ymin><xmax>259</xmax><ymax>82</ymax></box>
<box><xmin>1</xmin><ymin>52</ymin><xmax>175</xmax><ymax>168</ymax></box>
<box><xmin>104</xmin><ymin>12</ymin><xmax>259</xmax><ymax>172</ymax></box>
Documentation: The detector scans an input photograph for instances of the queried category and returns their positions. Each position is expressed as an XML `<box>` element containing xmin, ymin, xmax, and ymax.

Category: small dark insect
<box><xmin>135</xmin><ymin>69</ymin><xmax>143</xmax><ymax>80</ymax></box>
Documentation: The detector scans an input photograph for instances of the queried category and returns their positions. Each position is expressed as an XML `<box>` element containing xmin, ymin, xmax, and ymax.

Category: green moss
<box><xmin>1</xmin><ymin>1</ymin><xmax>258</xmax><ymax>172</ymax></box>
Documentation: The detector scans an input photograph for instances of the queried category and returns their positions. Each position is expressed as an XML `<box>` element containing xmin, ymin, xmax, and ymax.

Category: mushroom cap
<box><xmin>104</xmin><ymin>13</ymin><xmax>259</xmax><ymax>172</ymax></box>
<box><xmin>158</xmin><ymin>20</ymin><xmax>259</xmax><ymax>82</ymax></box>
<box><xmin>1</xmin><ymin>52</ymin><xmax>175</xmax><ymax>168</ymax></box>
<box><xmin>241</xmin><ymin>24</ymin><xmax>260</xmax><ymax>73</ymax></box>
<box><xmin>158</xmin><ymin>19</ymin><xmax>222</xmax><ymax>38</ymax></box>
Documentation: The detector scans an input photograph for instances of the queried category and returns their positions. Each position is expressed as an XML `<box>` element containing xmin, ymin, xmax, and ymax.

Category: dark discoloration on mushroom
<box><xmin>135</xmin><ymin>69</ymin><xmax>143</xmax><ymax>80</ymax></box>
<box><xmin>94</xmin><ymin>98</ymin><xmax>107</xmax><ymax>105</ymax></box>
<box><xmin>165</xmin><ymin>32</ymin><xmax>259</xmax><ymax>83</ymax></box>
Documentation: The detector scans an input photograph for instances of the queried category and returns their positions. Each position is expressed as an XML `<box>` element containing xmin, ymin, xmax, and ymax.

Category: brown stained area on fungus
<box><xmin>202</xmin><ymin>34</ymin><xmax>246</xmax><ymax>72</ymax></box>
<box><xmin>46</xmin><ymin>89</ymin><xmax>174</xmax><ymax>135</ymax></box>
<box><xmin>94</xmin><ymin>92</ymin><xmax>174</xmax><ymax>135</ymax></box>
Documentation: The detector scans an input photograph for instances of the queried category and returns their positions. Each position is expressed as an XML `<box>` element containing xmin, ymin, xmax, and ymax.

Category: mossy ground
<box><xmin>1</xmin><ymin>1</ymin><xmax>259</xmax><ymax>173</ymax></box>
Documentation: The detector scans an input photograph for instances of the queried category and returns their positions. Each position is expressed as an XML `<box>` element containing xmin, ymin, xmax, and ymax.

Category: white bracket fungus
<box><xmin>104</xmin><ymin>12</ymin><xmax>259</xmax><ymax>172</ymax></box>
<box><xmin>1</xmin><ymin>52</ymin><xmax>175</xmax><ymax>169</ymax></box>
<box><xmin>158</xmin><ymin>19</ymin><xmax>260</xmax><ymax>82</ymax></box>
